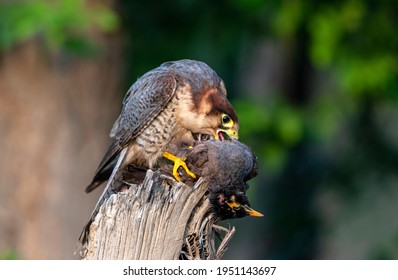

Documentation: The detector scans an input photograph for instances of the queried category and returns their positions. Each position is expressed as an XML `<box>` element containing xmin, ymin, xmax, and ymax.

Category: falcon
<box><xmin>85</xmin><ymin>59</ymin><xmax>239</xmax><ymax>193</ymax></box>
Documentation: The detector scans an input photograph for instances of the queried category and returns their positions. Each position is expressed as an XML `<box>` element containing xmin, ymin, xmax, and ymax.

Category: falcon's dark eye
<box><xmin>221</xmin><ymin>114</ymin><xmax>231</xmax><ymax>125</ymax></box>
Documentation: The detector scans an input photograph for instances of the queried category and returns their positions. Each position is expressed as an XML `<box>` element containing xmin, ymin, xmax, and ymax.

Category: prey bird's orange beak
<box><xmin>226</xmin><ymin>199</ymin><xmax>263</xmax><ymax>217</ymax></box>
<box><xmin>241</xmin><ymin>204</ymin><xmax>264</xmax><ymax>217</ymax></box>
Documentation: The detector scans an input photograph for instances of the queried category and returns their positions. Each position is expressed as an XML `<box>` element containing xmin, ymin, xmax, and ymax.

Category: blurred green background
<box><xmin>1</xmin><ymin>0</ymin><xmax>398</xmax><ymax>260</ymax></box>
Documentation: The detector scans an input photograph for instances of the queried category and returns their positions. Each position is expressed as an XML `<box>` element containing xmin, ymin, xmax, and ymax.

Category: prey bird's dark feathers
<box><xmin>163</xmin><ymin>139</ymin><xmax>261</xmax><ymax>220</ymax></box>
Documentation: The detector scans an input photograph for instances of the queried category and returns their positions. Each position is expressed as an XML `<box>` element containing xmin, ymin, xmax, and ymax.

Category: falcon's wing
<box><xmin>85</xmin><ymin>72</ymin><xmax>177</xmax><ymax>193</ymax></box>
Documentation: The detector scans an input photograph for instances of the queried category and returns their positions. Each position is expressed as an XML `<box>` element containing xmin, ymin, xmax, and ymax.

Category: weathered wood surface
<box><xmin>81</xmin><ymin>170</ymin><xmax>235</xmax><ymax>260</ymax></box>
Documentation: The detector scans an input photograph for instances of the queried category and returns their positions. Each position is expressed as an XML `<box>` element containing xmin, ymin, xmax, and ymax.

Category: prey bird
<box><xmin>164</xmin><ymin>139</ymin><xmax>263</xmax><ymax>219</ymax></box>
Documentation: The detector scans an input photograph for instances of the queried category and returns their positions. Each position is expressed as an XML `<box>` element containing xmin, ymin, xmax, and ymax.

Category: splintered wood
<box><xmin>81</xmin><ymin>170</ymin><xmax>235</xmax><ymax>260</ymax></box>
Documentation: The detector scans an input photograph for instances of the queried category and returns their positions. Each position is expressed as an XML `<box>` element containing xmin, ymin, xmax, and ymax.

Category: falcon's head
<box><xmin>199</xmin><ymin>86</ymin><xmax>239</xmax><ymax>141</ymax></box>
<box><xmin>189</xmin><ymin>84</ymin><xmax>239</xmax><ymax>141</ymax></box>
<box><xmin>164</xmin><ymin>60</ymin><xmax>239</xmax><ymax>141</ymax></box>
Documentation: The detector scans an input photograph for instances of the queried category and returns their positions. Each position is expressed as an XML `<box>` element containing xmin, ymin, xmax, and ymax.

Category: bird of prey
<box><xmin>78</xmin><ymin>60</ymin><xmax>239</xmax><ymax>246</ymax></box>
<box><xmin>85</xmin><ymin>59</ymin><xmax>239</xmax><ymax>192</ymax></box>
<box><xmin>165</xmin><ymin>139</ymin><xmax>263</xmax><ymax>219</ymax></box>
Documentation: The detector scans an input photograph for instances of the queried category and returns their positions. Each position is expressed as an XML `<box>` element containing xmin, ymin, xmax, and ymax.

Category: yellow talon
<box><xmin>163</xmin><ymin>151</ymin><xmax>197</xmax><ymax>182</ymax></box>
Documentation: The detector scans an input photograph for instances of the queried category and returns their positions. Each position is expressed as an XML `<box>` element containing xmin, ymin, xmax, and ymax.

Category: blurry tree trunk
<box><xmin>0</xmin><ymin>31</ymin><xmax>122</xmax><ymax>258</ymax></box>
<box><xmin>81</xmin><ymin>171</ymin><xmax>235</xmax><ymax>260</ymax></box>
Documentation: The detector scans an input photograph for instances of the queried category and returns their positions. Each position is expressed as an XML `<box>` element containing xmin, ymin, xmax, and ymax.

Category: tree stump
<box><xmin>80</xmin><ymin>170</ymin><xmax>235</xmax><ymax>260</ymax></box>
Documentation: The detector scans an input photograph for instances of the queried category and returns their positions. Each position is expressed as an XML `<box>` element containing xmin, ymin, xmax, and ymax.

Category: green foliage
<box><xmin>272</xmin><ymin>0</ymin><xmax>305</xmax><ymax>38</ymax></box>
<box><xmin>0</xmin><ymin>248</ymin><xmax>18</xmax><ymax>260</ymax></box>
<box><xmin>235</xmin><ymin>97</ymin><xmax>304</xmax><ymax>173</ymax></box>
<box><xmin>308</xmin><ymin>8</ymin><xmax>342</xmax><ymax>67</ymax></box>
<box><xmin>0</xmin><ymin>0</ymin><xmax>119</xmax><ymax>54</ymax></box>
<box><xmin>339</xmin><ymin>54</ymin><xmax>397</xmax><ymax>95</ymax></box>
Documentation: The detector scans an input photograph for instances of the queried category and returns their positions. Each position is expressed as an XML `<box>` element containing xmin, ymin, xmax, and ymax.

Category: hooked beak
<box><xmin>214</xmin><ymin>128</ymin><xmax>239</xmax><ymax>141</ymax></box>
<box><xmin>226</xmin><ymin>199</ymin><xmax>263</xmax><ymax>217</ymax></box>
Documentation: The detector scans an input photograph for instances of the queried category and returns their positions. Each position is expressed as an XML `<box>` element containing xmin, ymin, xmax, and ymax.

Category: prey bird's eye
<box><xmin>221</xmin><ymin>113</ymin><xmax>233</xmax><ymax>126</ymax></box>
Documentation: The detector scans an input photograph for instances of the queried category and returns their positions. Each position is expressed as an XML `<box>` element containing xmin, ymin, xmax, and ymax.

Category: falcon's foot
<box><xmin>162</xmin><ymin>151</ymin><xmax>197</xmax><ymax>182</ymax></box>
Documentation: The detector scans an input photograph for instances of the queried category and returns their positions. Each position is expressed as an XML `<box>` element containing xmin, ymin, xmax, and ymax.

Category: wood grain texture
<box><xmin>81</xmin><ymin>170</ymin><xmax>235</xmax><ymax>260</ymax></box>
